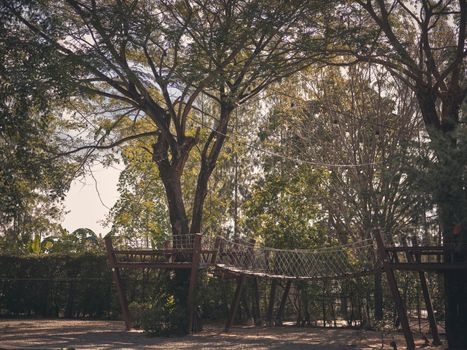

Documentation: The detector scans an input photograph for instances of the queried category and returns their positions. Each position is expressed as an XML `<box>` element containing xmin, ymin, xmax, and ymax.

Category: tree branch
<box><xmin>55</xmin><ymin>131</ymin><xmax>158</xmax><ymax>158</ymax></box>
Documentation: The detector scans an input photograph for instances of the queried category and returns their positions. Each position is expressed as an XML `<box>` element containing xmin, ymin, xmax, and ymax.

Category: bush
<box><xmin>129</xmin><ymin>294</ymin><xmax>186</xmax><ymax>336</ymax></box>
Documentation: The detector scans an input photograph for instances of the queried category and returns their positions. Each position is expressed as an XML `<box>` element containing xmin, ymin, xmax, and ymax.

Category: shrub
<box><xmin>129</xmin><ymin>293</ymin><xmax>186</xmax><ymax>336</ymax></box>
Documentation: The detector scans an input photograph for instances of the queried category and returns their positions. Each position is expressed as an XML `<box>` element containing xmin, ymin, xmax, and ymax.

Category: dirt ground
<box><xmin>0</xmin><ymin>319</ymin><xmax>445</xmax><ymax>350</ymax></box>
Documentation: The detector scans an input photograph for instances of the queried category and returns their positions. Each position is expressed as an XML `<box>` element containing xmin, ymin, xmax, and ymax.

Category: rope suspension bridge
<box><xmin>104</xmin><ymin>231</ymin><xmax>466</xmax><ymax>350</ymax></box>
<box><xmin>105</xmin><ymin>234</ymin><xmax>376</xmax><ymax>280</ymax></box>
<box><xmin>214</xmin><ymin>237</ymin><xmax>375</xmax><ymax>280</ymax></box>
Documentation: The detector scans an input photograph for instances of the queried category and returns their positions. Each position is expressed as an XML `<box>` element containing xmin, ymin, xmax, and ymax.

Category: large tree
<box><xmin>1</xmin><ymin>0</ymin><xmax>332</xmax><ymax>235</ymax></box>
<box><xmin>1</xmin><ymin>0</ymin><xmax>333</xmax><ymax>331</ymax></box>
<box><xmin>331</xmin><ymin>1</ymin><xmax>466</xmax><ymax>347</ymax></box>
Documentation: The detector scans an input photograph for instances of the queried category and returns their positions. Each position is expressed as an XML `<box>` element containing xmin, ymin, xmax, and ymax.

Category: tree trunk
<box><xmin>438</xmin><ymin>183</ymin><xmax>467</xmax><ymax>349</ymax></box>
<box><xmin>153</xmin><ymin>103</ymin><xmax>233</xmax><ymax>333</ymax></box>
<box><xmin>191</xmin><ymin>103</ymin><xmax>233</xmax><ymax>234</ymax></box>
<box><xmin>266</xmin><ymin>280</ymin><xmax>277</xmax><ymax>326</ymax></box>
<box><xmin>374</xmin><ymin>269</ymin><xmax>383</xmax><ymax>321</ymax></box>
<box><xmin>252</xmin><ymin>278</ymin><xmax>262</xmax><ymax>325</ymax></box>
<box><xmin>432</xmin><ymin>131</ymin><xmax>467</xmax><ymax>349</ymax></box>
<box><xmin>158</xmin><ymin>167</ymin><xmax>189</xmax><ymax>236</ymax></box>
<box><xmin>415</xmin><ymin>83</ymin><xmax>467</xmax><ymax>348</ymax></box>
<box><xmin>155</xmin><ymin>143</ymin><xmax>192</xmax><ymax>333</ymax></box>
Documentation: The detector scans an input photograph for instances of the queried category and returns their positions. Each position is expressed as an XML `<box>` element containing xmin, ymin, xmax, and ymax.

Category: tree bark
<box><xmin>154</xmin><ymin>131</ymin><xmax>194</xmax><ymax>237</ymax></box>
<box><xmin>252</xmin><ymin>278</ymin><xmax>262</xmax><ymax>325</ymax></box>
<box><xmin>159</xmin><ymin>170</ymin><xmax>189</xmax><ymax>236</ymax></box>
<box><xmin>152</xmin><ymin>101</ymin><xmax>234</xmax><ymax>333</ymax></box>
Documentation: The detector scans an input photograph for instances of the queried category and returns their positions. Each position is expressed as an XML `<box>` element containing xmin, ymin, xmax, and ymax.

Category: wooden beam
<box><xmin>114</xmin><ymin>248</ymin><xmax>218</xmax><ymax>255</ymax></box>
<box><xmin>224</xmin><ymin>239</ymin><xmax>255</xmax><ymax>332</ymax></box>
<box><xmin>385</xmin><ymin>246</ymin><xmax>467</xmax><ymax>253</ymax></box>
<box><xmin>104</xmin><ymin>234</ymin><xmax>133</xmax><ymax>331</ymax></box>
<box><xmin>275</xmin><ymin>280</ymin><xmax>292</xmax><ymax>326</ymax></box>
<box><xmin>252</xmin><ymin>277</ymin><xmax>262</xmax><ymax>325</ymax></box>
<box><xmin>163</xmin><ymin>240</ymin><xmax>173</xmax><ymax>262</ymax></box>
<box><xmin>390</xmin><ymin>263</ymin><xmax>467</xmax><ymax>271</ymax></box>
<box><xmin>225</xmin><ymin>274</ymin><xmax>246</xmax><ymax>332</ymax></box>
<box><xmin>374</xmin><ymin>229</ymin><xmax>415</xmax><ymax>350</ymax></box>
<box><xmin>187</xmin><ymin>233</ymin><xmax>202</xmax><ymax>334</ymax></box>
<box><xmin>115</xmin><ymin>262</ymin><xmax>193</xmax><ymax>269</ymax></box>
<box><xmin>411</xmin><ymin>237</ymin><xmax>441</xmax><ymax>346</ymax></box>
<box><xmin>210</xmin><ymin>236</ymin><xmax>222</xmax><ymax>265</ymax></box>
<box><xmin>266</xmin><ymin>279</ymin><xmax>278</xmax><ymax>327</ymax></box>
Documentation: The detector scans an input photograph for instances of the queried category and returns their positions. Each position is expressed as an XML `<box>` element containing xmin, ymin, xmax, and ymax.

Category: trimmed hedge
<box><xmin>0</xmin><ymin>253</ymin><xmax>234</xmax><ymax>324</ymax></box>
<box><xmin>0</xmin><ymin>254</ymin><xmax>117</xmax><ymax>318</ymax></box>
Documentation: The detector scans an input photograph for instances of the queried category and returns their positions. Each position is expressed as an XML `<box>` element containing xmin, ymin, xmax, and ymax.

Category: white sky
<box><xmin>62</xmin><ymin>164</ymin><xmax>121</xmax><ymax>236</ymax></box>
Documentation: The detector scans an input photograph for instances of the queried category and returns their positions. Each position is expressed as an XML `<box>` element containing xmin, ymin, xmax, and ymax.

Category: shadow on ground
<box><xmin>0</xmin><ymin>319</ymin><xmax>445</xmax><ymax>350</ymax></box>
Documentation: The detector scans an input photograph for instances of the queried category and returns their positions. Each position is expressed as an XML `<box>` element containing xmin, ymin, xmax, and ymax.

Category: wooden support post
<box><xmin>241</xmin><ymin>293</ymin><xmax>252</xmax><ymax>321</ymax></box>
<box><xmin>187</xmin><ymin>233</ymin><xmax>202</xmax><ymax>334</ymax></box>
<box><xmin>374</xmin><ymin>229</ymin><xmax>415</xmax><ymax>350</ymax></box>
<box><xmin>104</xmin><ymin>234</ymin><xmax>133</xmax><ymax>331</ymax></box>
<box><xmin>224</xmin><ymin>238</ymin><xmax>255</xmax><ymax>332</ymax></box>
<box><xmin>275</xmin><ymin>280</ymin><xmax>292</xmax><ymax>326</ymax></box>
<box><xmin>266</xmin><ymin>279</ymin><xmax>278</xmax><ymax>326</ymax></box>
<box><xmin>252</xmin><ymin>277</ymin><xmax>262</xmax><ymax>325</ymax></box>
<box><xmin>411</xmin><ymin>237</ymin><xmax>441</xmax><ymax>346</ymax></box>
<box><xmin>225</xmin><ymin>274</ymin><xmax>246</xmax><ymax>332</ymax></box>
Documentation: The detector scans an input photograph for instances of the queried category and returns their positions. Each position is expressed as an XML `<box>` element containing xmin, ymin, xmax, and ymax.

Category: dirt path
<box><xmin>0</xmin><ymin>319</ymin><xmax>445</xmax><ymax>349</ymax></box>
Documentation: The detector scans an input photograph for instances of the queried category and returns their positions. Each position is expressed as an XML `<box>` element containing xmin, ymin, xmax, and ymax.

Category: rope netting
<box><xmin>110</xmin><ymin>233</ymin><xmax>376</xmax><ymax>280</ymax></box>
<box><xmin>214</xmin><ymin>237</ymin><xmax>376</xmax><ymax>280</ymax></box>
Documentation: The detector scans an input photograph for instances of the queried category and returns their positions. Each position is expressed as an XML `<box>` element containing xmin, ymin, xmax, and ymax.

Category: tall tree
<box><xmin>291</xmin><ymin>66</ymin><xmax>427</xmax><ymax>241</ymax></box>
<box><xmin>1</xmin><ymin>0</ymin><xmax>333</xmax><ymax>331</ymax></box>
<box><xmin>279</xmin><ymin>65</ymin><xmax>429</xmax><ymax>322</ymax></box>
<box><xmin>1</xmin><ymin>0</ymin><xmax>331</xmax><ymax>236</ymax></box>
<box><xmin>331</xmin><ymin>1</ymin><xmax>466</xmax><ymax>346</ymax></box>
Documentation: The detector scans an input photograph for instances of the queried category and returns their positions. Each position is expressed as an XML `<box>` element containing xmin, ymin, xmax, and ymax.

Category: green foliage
<box><xmin>252</xmin><ymin>65</ymin><xmax>433</xmax><ymax>244</ymax></box>
<box><xmin>106</xmin><ymin>109</ymin><xmax>252</xmax><ymax>241</ymax></box>
<box><xmin>244</xmin><ymin>166</ymin><xmax>328</xmax><ymax>248</ymax></box>
<box><xmin>40</xmin><ymin>228</ymin><xmax>101</xmax><ymax>254</ymax></box>
<box><xmin>106</xmin><ymin>123</ymin><xmax>171</xmax><ymax>244</ymax></box>
<box><xmin>129</xmin><ymin>295</ymin><xmax>186</xmax><ymax>336</ymax></box>
<box><xmin>0</xmin><ymin>1</ymin><xmax>76</xmax><ymax>251</ymax></box>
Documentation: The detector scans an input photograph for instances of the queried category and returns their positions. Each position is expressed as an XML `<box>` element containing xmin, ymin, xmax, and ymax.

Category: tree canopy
<box><xmin>1</xmin><ymin>0</ymin><xmax>466</xmax><ymax>345</ymax></box>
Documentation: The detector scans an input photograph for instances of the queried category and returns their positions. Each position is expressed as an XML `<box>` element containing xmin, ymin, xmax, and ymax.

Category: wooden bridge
<box><xmin>104</xmin><ymin>229</ymin><xmax>467</xmax><ymax>350</ymax></box>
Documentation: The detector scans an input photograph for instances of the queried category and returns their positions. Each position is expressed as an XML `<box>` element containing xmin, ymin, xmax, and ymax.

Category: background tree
<box><xmin>0</xmin><ymin>3</ymin><xmax>75</xmax><ymax>252</ymax></box>
<box><xmin>253</xmin><ymin>64</ymin><xmax>431</xmax><ymax>323</ymax></box>
<box><xmin>243</xmin><ymin>76</ymin><xmax>330</xmax><ymax>249</ymax></box>
<box><xmin>294</xmin><ymin>66</ymin><xmax>428</xmax><ymax>241</ymax></box>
